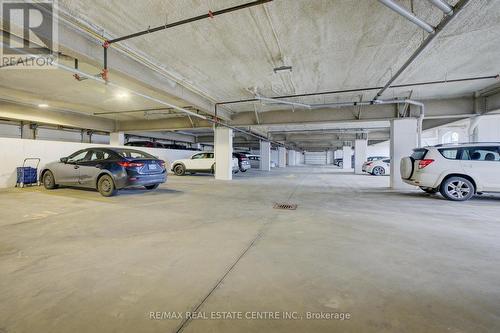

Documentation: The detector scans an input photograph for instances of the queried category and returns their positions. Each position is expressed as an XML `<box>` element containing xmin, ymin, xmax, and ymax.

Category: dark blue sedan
<box><xmin>41</xmin><ymin>147</ymin><xmax>166</xmax><ymax>196</ymax></box>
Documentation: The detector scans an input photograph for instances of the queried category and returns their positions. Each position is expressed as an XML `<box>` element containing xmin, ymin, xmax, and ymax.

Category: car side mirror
<box><xmin>60</xmin><ymin>157</ymin><xmax>68</xmax><ymax>163</ymax></box>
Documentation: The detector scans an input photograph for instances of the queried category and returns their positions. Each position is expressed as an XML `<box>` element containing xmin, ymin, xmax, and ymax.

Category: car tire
<box><xmin>339</xmin><ymin>161</ymin><xmax>343</xmax><ymax>168</ymax></box>
<box><xmin>145</xmin><ymin>184</ymin><xmax>159</xmax><ymax>190</ymax></box>
<box><xmin>173</xmin><ymin>164</ymin><xmax>186</xmax><ymax>176</ymax></box>
<box><xmin>440</xmin><ymin>177</ymin><xmax>474</xmax><ymax>201</ymax></box>
<box><xmin>42</xmin><ymin>170</ymin><xmax>57</xmax><ymax>189</ymax></box>
<box><xmin>420</xmin><ymin>187</ymin><xmax>438</xmax><ymax>194</ymax></box>
<box><xmin>240</xmin><ymin>168</ymin><xmax>247</xmax><ymax>172</ymax></box>
<box><xmin>372</xmin><ymin>166</ymin><xmax>385</xmax><ymax>176</ymax></box>
<box><xmin>97</xmin><ymin>174</ymin><xmax>117</xmax><ymax>197</ymax></box>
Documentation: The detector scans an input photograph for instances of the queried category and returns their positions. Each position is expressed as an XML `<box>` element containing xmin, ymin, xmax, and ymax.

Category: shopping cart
<box><xmin>16</xmin><ymin>158</ymin><xmax>41</xmax><ymax>188</ymax></box>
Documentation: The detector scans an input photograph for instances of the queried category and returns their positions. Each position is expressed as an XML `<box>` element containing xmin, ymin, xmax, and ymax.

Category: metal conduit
<box><xmin>427</xmin><ymin>0</ymin><xmax>454</xmax><ymax>15</ymax></box>
<box><xmin>373</xmin><ymin>0</ymin><xmax>471</xmax><ymax>100</ymax></box>
<box><xmin>378</xmin><ymin>0</ymin><xmax>435</xmax><ymax>33</ymax></box>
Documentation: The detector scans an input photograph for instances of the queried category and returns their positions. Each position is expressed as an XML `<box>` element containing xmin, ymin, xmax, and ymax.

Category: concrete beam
<box><xmin>0</xmin><ymin>101</ymin><xmax>115</xmax><ymax>132</ymax></box>
<box><xmin>57</xmin><ymin>14</ymin><xmax>231</xmax><ymax>120</ymax></box>
<box><xmin>118</xmin><ymin>117</ymin><xmax>212</xmax><ymax>131</ymax></box>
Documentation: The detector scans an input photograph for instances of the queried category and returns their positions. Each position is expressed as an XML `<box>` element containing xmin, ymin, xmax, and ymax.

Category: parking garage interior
<box><xmin>1</xmin><ymin>0</ymin><xmax>500</xmax><ymax>332</ymax></box>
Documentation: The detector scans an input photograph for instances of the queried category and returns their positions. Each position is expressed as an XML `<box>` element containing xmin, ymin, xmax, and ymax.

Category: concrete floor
<box><xmin>1</xmin><ymin>166</ymin><xmax>499</xmax><ymax>333</ymax></box>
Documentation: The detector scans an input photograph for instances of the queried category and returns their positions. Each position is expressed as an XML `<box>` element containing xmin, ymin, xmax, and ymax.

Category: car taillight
<box><xmin>158</xmin><ymin>161</ymin><xmax>165</xmax><ymax>168</ymax></box>
<box><xmin>118</xmin><ymin>161</ymin><xmax>144</xmax><ymax>168</ymax></box>
<box><xmin>418</xmin><ymin>159</ymin><xmax>434</xmax><ymax>169</ymax></box>
<box><xmin>366</xmin><ymin>162</ymin><xmax>373</xmax><ymax>166</ymax></box>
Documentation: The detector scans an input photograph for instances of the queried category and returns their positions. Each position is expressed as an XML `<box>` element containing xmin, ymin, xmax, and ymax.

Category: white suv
<box><xmin>171</xmin><ymin>152</ymin><xmax>239</xmax><ymax>176</ymax></box>
<box><xmin>401</xmin><ymin>143</ymin><xmax>500</xmax><ymax>201</ymax></box>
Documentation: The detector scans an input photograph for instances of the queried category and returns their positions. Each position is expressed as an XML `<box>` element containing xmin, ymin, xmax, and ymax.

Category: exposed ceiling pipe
<box><xmin>9</xmin><ymin>50</ymin><xmax>285</xmax><ymax>147</ymax></box>
<box><xmin>374</xmin><ymin>99</ymin><xmax>425</xmax><ymax>147</ymax></box>
<box><xmin>256</xmin><ymin>96</ymin><xmax>312</xmax><ymax>109</ymax></box>
<box><xmin>378</xmin><ymin>0</ymin><xmax>434</xmax><ymax>33</ymax></box>
<box><xmin>373</xmin><ymin>0</ymin><xmax>471</xmax><ymax>100</ymax></box>
<box><xmin>427</xmin><ymin>0</ymin><xmax>454</xmax><ymax>15</ymax></box>
<box><xmin>106</xmin><ymin>0</ymin><xmax>273</xmax><ymax>44</ymax></box>
<box><xmin>217</xmin><ymin>74</ymin><xmax>498</xmax><ymax>106</ymax></box>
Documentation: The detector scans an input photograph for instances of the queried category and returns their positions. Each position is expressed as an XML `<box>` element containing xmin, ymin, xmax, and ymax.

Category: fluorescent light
<box><xmin>38</xmin><ymin>104</ymin><xmax>49</xmax><ymax>108</ymax></box>
<box><xmin>115</xmin><ymin>92</ymin><xmax>130</xmax><ymax>100</ymax></box>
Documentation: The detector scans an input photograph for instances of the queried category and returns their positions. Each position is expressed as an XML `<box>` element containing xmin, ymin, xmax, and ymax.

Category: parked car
<box><xmin>362</xmin><ymin>156</ymin><xmax>389</xmax><ymax>173</ymax></box>
<box><xmin>171</xmin><ymin>152</ymin><xmax>239</xmax><ymax>176</ymax></box>
<box><xmin>247</xmin><ymin>154</ymin><xmax>261</xmax><ymax>168</ymax></box>
<box><xmin>401</xmin><ymin>143</ymin><xmax>500</xmax><ymax>201</ymax></box>
<box><xmin>41</xmin><ymin>147</ymin><xmax>166</xmax><ymax>197</ymax></box>
<box><xmin>233</xmin><ymin>152</ymin><xmax>251</xmax><ymax>172</ymax></box>
<box><xmin>334</xmin><ymin>155</ymin><xmax>355</xmax><ymax>168</ymax></box>
<box><xmin>364</xmin><ymin>158</ymin><xmax>391</xmax><ymax>176</ymax></box>
<box><xmin>125</xmin><ymin>141</ymin><xmax>165</xmax><ymax>148</ymax></box>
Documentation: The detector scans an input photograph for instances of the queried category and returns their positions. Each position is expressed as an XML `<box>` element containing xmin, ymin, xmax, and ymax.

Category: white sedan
<box><xmin>171</xmin><ymin>152</ymin><xmax>239</xmax><ymax>176</ymax></box>
<box><xmin>364</xmin><ymin>158</ymin><xmax>391</xmax><ymax>176</ymax></box>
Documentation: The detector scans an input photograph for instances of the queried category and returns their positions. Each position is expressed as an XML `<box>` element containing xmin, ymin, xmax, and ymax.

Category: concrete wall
<box><xmin>0</xmin><ymin>138</ymin><xmax>194</xmax><ymax>188</ymax></box>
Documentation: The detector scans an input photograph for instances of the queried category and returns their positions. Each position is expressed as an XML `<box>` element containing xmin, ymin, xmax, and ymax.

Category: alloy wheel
<box><xmin>446</xmin><ymin>180</ymin><xmax>470</xmax><ymax>200</ymax></box>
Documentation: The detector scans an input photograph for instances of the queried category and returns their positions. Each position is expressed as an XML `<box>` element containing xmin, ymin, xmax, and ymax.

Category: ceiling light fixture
<box><xmin>38</xmin><ymin>103</ymin><xmax>49</xmax><ymax>108</ymax></box>
<box><xmin>115</xmin><ymin>92</ymin><xmax>130</xmax><ymax>100</ymax></box>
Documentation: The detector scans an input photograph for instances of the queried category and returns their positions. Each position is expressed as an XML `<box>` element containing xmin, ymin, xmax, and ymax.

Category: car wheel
<box><xmin>42</xmin><ymin>170</ymin><xmax>57</xmax><ymax>189</ymax></box>
<box><xmin>339</xmin><ymin>161</ymin><xmax>343</xmax><ymax>168</ymax></box>
<box><xmin>420</xmin><ymin>187</ymin><xmax>438</xmax><ymax>194</ymax></box>
<box><xmin>174</xmin><ymin>164</ymin><xmax>186</xmax><ymax>176</ymax></box>
<box><xmin>211</xmin><ymin>164</ymin><xmax>216</xmax><ymax>174</ymax></box>
<box><xmin>440</xmin><ymin>177</ymin><xmax>474</xmax><ymax>201</ymax></box>
<box><xmin>97</xmin><ymin>174</ymin><xmax>117</xmax><ymax>197</ymax></box>
<box><xmin>372</xmin><ymin>166</ymin><xmax>385</xmax><ymax>176</ymax></box>
<box><xmin>145</xmin><ymin>184</ymin><xmax>159</xmax><ymax>190</ymax></box>
<box><xmin>240</xmin><ymin>167</ymin><xmax>247</xmax><ymax>172</ymax></box>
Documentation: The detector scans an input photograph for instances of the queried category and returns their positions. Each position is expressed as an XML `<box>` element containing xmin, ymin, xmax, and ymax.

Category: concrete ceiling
<box><xmin>1</xmin><ymin>0</ymin><xmax>500</xmax><ymax>150</ymax></box>
<box><xmin>57</xmin><ymin>0</ymin><xmax>500</xmax><ymax>106</ymax></box>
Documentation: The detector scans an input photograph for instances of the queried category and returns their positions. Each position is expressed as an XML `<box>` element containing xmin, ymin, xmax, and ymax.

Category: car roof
<box><xmin>427</xmin><ymin>142</ymin><xmax>500</xmax><ymax>149</ymax></box>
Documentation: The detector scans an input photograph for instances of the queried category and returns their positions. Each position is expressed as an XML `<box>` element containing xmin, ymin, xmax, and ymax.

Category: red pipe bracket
<box><xmin>208</xmin><ymin>10</ymin><xmax>214</xmax><ymax>18</ymax></box>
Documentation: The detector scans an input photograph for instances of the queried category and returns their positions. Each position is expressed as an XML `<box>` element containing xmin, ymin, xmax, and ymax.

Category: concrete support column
<box><xmin>20</xmin><ymin>123</ymin><xmax>36</xmax><ymax>139</ymax></box>
<box><xmin>110</xmin><ymin>131</ymin><xmax>125</xmax><ymax>146</ymax></box>
<box><xmin>472</xmin><ymin>116</ymin><xmax>500</xmax><ymax>142</ymax></box>
<box><xmin>278</xmin><ymin>147</ymin><xmax>286</xmax><ymax>168</ymax></box>
<box><xmin>259</xmin><ymin>140</ymin><xmax>271</xmax><ymax>171</ymax></box>
<box><xmin>342</xmin><ymin>146</ymin><xmax>353</xmax><ymax>169</ymax></box>
<box><xmin>390</xmin><ymin>118</ymin><xmax>418</xmax><ymax>189</ymax></box>
<box><xmin>288</xmin><ymin>150</ymin><xmax>296</xmax><ymax>166</ymax></box>
<box><xmin>214</xmin><ymin>126</ymin><xmax>233</xmax><ymax>180</ymax></box>
<box><xmin>81</xmin><ymin>130</ymin><xmax>92</xmax><ymax>143</ymax></box>
<box><xmin>326</xmin><ymin>150</ymin><xmax>333</xmax><ymax>164</ymax></box>
<box><xmin>354</xmin><ymin>139</ymin><xmax>368</xmax><ymax>174</ymax></box>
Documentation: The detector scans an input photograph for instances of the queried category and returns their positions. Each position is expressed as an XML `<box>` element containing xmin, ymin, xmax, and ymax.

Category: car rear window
<box><xmin>114</xmin><ymin>149</ymin><xmax>156</xmax><ymax>159</ymax></box>
<box><xmin>438</xmin><ymin>148</ymin><xmax>459</xmax><ymax>160</ymax></box>
<box><xmin>411</xmin><ymin>149</ymin><xmax>428</xmax><ymax>160</ymax></box>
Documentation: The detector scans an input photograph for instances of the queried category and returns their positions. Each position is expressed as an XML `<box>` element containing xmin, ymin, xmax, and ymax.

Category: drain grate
<box><xmin>273</xmin><ymin>202</ymin><xmax>298</xmax><ymax>210</ymax></box>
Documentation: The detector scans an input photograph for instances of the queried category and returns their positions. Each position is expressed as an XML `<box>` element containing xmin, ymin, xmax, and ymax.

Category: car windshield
<box><xmin>113</xmin><ymin>149</ymin><xmax>156</xmax><ymax>159</ymax></box>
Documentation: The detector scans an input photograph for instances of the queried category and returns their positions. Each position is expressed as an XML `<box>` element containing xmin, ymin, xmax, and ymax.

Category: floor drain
<box><xmin>273</xmin><ymin>202</ymin><xmax>298</xmax><ymax>210</ymax></box>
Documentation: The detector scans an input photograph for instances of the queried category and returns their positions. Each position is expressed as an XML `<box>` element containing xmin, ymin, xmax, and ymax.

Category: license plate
<box><xmin>149</xmin><ymin>164</ymin><xmax>158</xmax><ymax>170</ymax></box>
